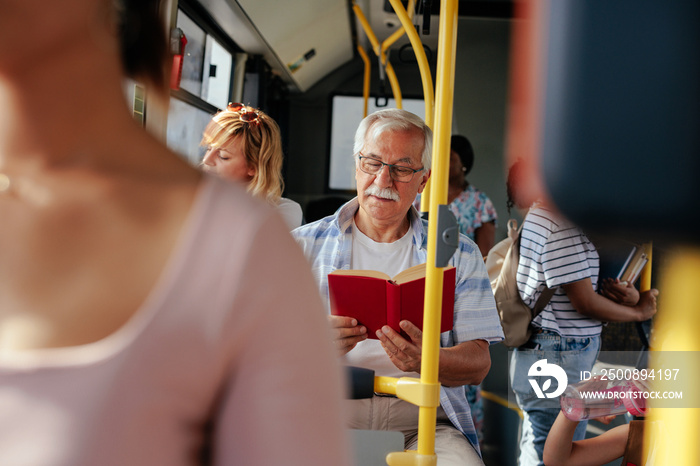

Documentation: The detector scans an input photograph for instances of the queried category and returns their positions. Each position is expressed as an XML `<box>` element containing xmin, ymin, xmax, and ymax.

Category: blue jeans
<box><xmin>509</xmin><ymin>331</ymin><xmax>601</xmax><ymax>466</ymax></box>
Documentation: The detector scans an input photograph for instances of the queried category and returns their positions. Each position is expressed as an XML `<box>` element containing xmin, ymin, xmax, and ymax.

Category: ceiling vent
<box><xmin>215</xmin><ymin>0</ymin><xmax>355</xmax><ymax>92</ymax></box>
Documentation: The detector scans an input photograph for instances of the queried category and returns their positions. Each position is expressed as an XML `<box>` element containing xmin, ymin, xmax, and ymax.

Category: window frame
<box><xmin>172</xmin><ymin>0</ymin><xmax>243</xmax><ymax>113</ymax></box>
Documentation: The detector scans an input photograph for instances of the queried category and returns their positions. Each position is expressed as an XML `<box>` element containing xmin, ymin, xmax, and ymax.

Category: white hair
<box><xmin>352</xmin><ymin>108</ymin><xmax>432</xmax><ymax>169</ymax></box>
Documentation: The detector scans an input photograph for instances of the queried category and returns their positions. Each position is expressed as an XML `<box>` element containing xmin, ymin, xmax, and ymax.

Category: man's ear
<box><xmin>416</xmin><ymin>169</ymin><xmax>431</xmax><ymax>194</ymax></box>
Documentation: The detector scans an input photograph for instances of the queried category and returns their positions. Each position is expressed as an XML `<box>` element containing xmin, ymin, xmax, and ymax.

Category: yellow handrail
<box><xmin>385</xmin><ymin>61</ymin><xmax>403</xmax><ymax>109</ymax></box>
<box><xmin>352</xmin><ymin>2</ymin><xmax>404</xmax><ymax>109</ymax></box>
<box><xmin>357</xmin><ymin>44</ymin><xmax>371</xmax><ymax>118</ymax></box>
<box><xmin>381</xmin><ymin>0</ymin><xmax>415</xmax><ymax>111</ymax></box>
<box><xmin>387</xmin><ymin>0</ymin><xmax>435</xmax><ymax>127</ymax></box>
<box><xmin>386</xmin><ymin>0</ymin><xmax>436</xmax><ymax>215</ymax></box>
<box><xmin>384</xmin><ymin>1</ymin><xmax>459</xmax><ymax>465</ymax></box>
<box><xmin>352</xmin><ymin>2</ymin><xmax>459</xmax><ymax>464</ymax></box>
<box><xmin>418</xmin><ymin>0</ymin><xmax>458</xmax><ymax>460</ymax></box>
<box><xmin>640</xmin><ymin>242</ymin><xmax>652</xmax><ymax>292</ymax></box>
<box><xmin>352</xmin><ymin>3</ymin><xmax>381</xmax><ymax>55</ymax></box>
<box><xmin>647</xmin><ymin>247</ymin><xmax>700</xmax><ymax>465</ymax></box>
<box><xmin>381</xmin><ymin>0</ymin><xmax>416</xmax><ymax>53</ymax></box>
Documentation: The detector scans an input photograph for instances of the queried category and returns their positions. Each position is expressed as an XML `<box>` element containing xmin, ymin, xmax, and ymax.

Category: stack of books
<box><xmin>617</xmin><ymin>246</ymin><xmax>649</xmax><ymax>285</ymax></box>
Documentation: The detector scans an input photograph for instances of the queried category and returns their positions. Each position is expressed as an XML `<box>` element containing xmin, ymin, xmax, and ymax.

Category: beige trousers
<box><xmin>346</xmin><ymin>395</ymin><xmax>484</xmax><ymax>466</ymax></box>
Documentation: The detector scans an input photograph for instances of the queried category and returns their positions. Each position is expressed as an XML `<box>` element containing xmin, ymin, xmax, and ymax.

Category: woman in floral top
<box><xmin>415</xmin><ymin>135</ymin><xmax>498</xmax><ymax>258</ymax></box>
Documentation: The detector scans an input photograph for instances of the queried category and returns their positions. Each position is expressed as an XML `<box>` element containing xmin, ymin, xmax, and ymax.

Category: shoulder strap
<box><xmin>532</xmin><ymin>286</ymin><xmax>555</xmax><ymax>316</ymax></box>
<box><xmin>515</xmin><ymin>224</ymin><xmax>555</xmax><ymax>317</ymax></box>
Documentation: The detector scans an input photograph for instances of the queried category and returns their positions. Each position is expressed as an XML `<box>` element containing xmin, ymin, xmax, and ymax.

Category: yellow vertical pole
<box><xmin>417</xmin><ymin>0</ymin><xmax>458</xmax><ymax>459</ymax></box>
<box><xmin>640</xmin><ymin>242</ymin><xmax>653</xmax><ymax>291</ymax></box>
<box><xmin>647</xmin><ymin>247</ymin><xmax>700</xmax><ymax>465</ymax></box>
<box><xmin>378</xmin><ymin>1</ymin><xmax>456</xmax><ymax>465</ymax></box>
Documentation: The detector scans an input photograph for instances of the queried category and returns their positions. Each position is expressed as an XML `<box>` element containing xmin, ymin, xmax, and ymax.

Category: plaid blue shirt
<box><xmin>292</xmin><ymin>198</ymin><xmax>504</xmax><ymax>452</ymax></box>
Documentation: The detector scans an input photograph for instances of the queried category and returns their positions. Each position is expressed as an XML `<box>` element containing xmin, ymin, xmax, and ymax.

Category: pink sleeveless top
<box><xmin>0</xmin><ymin>176</ymin><xmax>351</xmax><ymax>466</ymax></box>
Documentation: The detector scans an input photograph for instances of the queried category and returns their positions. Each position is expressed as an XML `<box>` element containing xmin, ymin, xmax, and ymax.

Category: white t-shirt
<box><xmin>276</xmin><ymin>197</ymin><xmax>303</xmax><ymax>230</ymax></box>
<box><xmin>345</xmin><ymin>220</ymin><xmax>420</xmax><ymax>378</ymax></box>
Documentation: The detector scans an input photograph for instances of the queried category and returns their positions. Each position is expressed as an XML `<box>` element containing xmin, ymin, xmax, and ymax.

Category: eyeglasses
<box><xmin>227</xmin><ymin>102</ymin><xmax>261</xmax><ymax>124</ymax></box>
<box><xmin>357</xmin><ymin>154</ymin><xmax>424</xmax><ymax>183</ymax></box>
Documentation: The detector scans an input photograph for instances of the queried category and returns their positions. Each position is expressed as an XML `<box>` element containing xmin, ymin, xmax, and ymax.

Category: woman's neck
<box><xmin>1</xmin><ymin>50</ymin><xmax>148</xmax><ymax>177</ymax></box>
<box><xmin>447</xmin><ymin>178</ymin><xmax>468</xmax><ymax>203</ymax></box>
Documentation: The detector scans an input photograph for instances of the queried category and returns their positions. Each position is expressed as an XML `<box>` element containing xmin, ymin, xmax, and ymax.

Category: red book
<box><xmin>328</xmin><ymin>264</ymin><xmax>455</xmax><ymax>339</ymax></box>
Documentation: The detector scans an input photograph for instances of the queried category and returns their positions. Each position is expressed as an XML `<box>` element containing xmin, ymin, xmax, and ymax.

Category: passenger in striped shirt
<box><xmin>506</xmin><ymin>158</ymin><xmax>658</xmax><ymax>466</ymax></box>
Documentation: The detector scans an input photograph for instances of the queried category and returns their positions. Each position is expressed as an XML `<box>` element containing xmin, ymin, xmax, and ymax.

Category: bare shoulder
<box><xmin>0</xmin><ymin>145</ymin><xmax>204</xmax><ymax>351</ymax></box>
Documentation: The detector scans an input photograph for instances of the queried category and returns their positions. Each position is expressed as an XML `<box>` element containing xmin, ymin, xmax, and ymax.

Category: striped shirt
<box><xmin>518</xmin><ymin>205</ymin><xmax>602</xmax><ymax>337</ymax></box>
<box><xmin>292</xmin><ymin>197</ymin><xmax>504</xmax><ymax>452</ymax></box>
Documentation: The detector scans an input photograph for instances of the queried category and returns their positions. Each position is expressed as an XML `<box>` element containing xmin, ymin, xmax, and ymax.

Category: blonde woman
<box><xmin>201</xmin><ymin>104</ymin><xmax>303</xmax><ymax>229</ymax></box>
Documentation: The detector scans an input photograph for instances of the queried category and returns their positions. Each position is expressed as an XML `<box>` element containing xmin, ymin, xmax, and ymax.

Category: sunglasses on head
<box><xmin>227</xmin><ymin>102</ymin><xmax>261</xmax><ymax>124</ymax></box>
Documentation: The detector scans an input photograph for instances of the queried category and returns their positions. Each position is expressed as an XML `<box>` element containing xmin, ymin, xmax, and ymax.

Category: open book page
<box><xmin>392</xmin><ymin>264</ymin><xmax>456</xmax><ymax>284</ymax></box>
<box><xmin>329</xmin><ymin>264</ymin><xmax>454</xmax><ymax>285</ymax></box>
<box><xmin>329</xmin><ymin>263</ymin><xmax>429</xmax><ymax>284</ymax></box>
<box><xmin>391</xmin><ymin>263</ymin><xmax>428</xmax><ymax>284</ymax></box>
<box><xmin>329</xmin><ymin>269</ymin><xmax>391</xmax><ymax>280</ymax></box>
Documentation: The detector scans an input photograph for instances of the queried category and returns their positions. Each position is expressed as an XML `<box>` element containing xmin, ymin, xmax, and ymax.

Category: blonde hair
<box><xmin>201</xmin><ymin>104</ymin><xmax>284</xmax><ymax>202</ymax></box>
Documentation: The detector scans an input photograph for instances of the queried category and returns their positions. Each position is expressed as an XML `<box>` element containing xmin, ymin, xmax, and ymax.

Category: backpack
<box><xmin>485</xmin><ymin>219</ymin><xmax>555</xmax><ymax>347</ymax></box>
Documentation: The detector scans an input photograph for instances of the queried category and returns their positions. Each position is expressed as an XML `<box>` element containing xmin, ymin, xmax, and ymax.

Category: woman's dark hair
<box><xmin>451</xmin><ymin>135</ymin><xmax>474</xmax><ymax>175</ymax></box>
<box><xmin>117</xmin><ymin>0</ymin><xmax>168</xmax><ymax>90</ymax></box>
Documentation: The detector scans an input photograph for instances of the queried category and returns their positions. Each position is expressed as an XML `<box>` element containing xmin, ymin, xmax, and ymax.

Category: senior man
<box><xmin>292</xmin><ymin>109</ymin><xmax>503</xmax><ymax>465</ymax></box>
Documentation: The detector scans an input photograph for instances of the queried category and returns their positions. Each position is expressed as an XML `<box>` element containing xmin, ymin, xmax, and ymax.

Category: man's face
<box><xmin>355</xmin><ymin>128</ymin><xmax>430</xmax><ymax>227</ymax></box>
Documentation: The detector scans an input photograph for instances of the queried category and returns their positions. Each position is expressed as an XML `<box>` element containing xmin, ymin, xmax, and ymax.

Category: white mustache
<box><xmin>364</xmin><ymin>184</ymin><xmax>400</xmax><ymax>201</ymax></box>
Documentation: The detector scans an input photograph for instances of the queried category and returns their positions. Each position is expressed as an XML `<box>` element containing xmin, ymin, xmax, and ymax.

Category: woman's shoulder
<box><xmin>194</xmin><ymin>175</ymin><xmax>280</xmax><ymax>235</ymax></box>
<box><xmin>276</xmin><ymin>197</ymin><xmax>303</xmax><ymax>230</ymax></box>
<box><xmin>525</xmin><ymin>204</ymin><xmax>561</xmax><ymax>230</ymax></box>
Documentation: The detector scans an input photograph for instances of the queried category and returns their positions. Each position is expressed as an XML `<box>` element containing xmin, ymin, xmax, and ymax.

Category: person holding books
<box><xmin>200</xmin><ymin>104</ymin><xmax>303</xmax><ymax>229</ymax></box>
<box><xmin>0</xmin><ymin>1</ymin><xmax>350</xmax><ymax>465</ymax></box>
<box><xmin>292</xmin><ymin>108</ymin><xmax>504</xmax><ymax>465</ymax></box>
<box><xmin>505</xmin><ymin>158</ymin><xmax>659</xmax><ymax>466</ymax></box>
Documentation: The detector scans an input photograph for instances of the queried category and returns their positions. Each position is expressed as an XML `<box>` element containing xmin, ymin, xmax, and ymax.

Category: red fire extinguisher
<box><xmin>170</xmin><ymin>28</ymin><xmax>187</xmax><ymax>91</ymax></box>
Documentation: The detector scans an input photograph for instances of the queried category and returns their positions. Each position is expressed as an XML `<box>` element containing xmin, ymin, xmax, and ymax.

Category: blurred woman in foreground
<box><xmin>0</xmin><ymin>1</ymin><xmax>349</xmax><ymax>465</ymax></box>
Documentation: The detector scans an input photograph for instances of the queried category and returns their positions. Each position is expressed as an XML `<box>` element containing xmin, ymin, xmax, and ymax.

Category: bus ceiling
<box><xmin>194</xmin><ymin>0</ymin><xmax>513</xmax><ymax>93</ymax></box>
